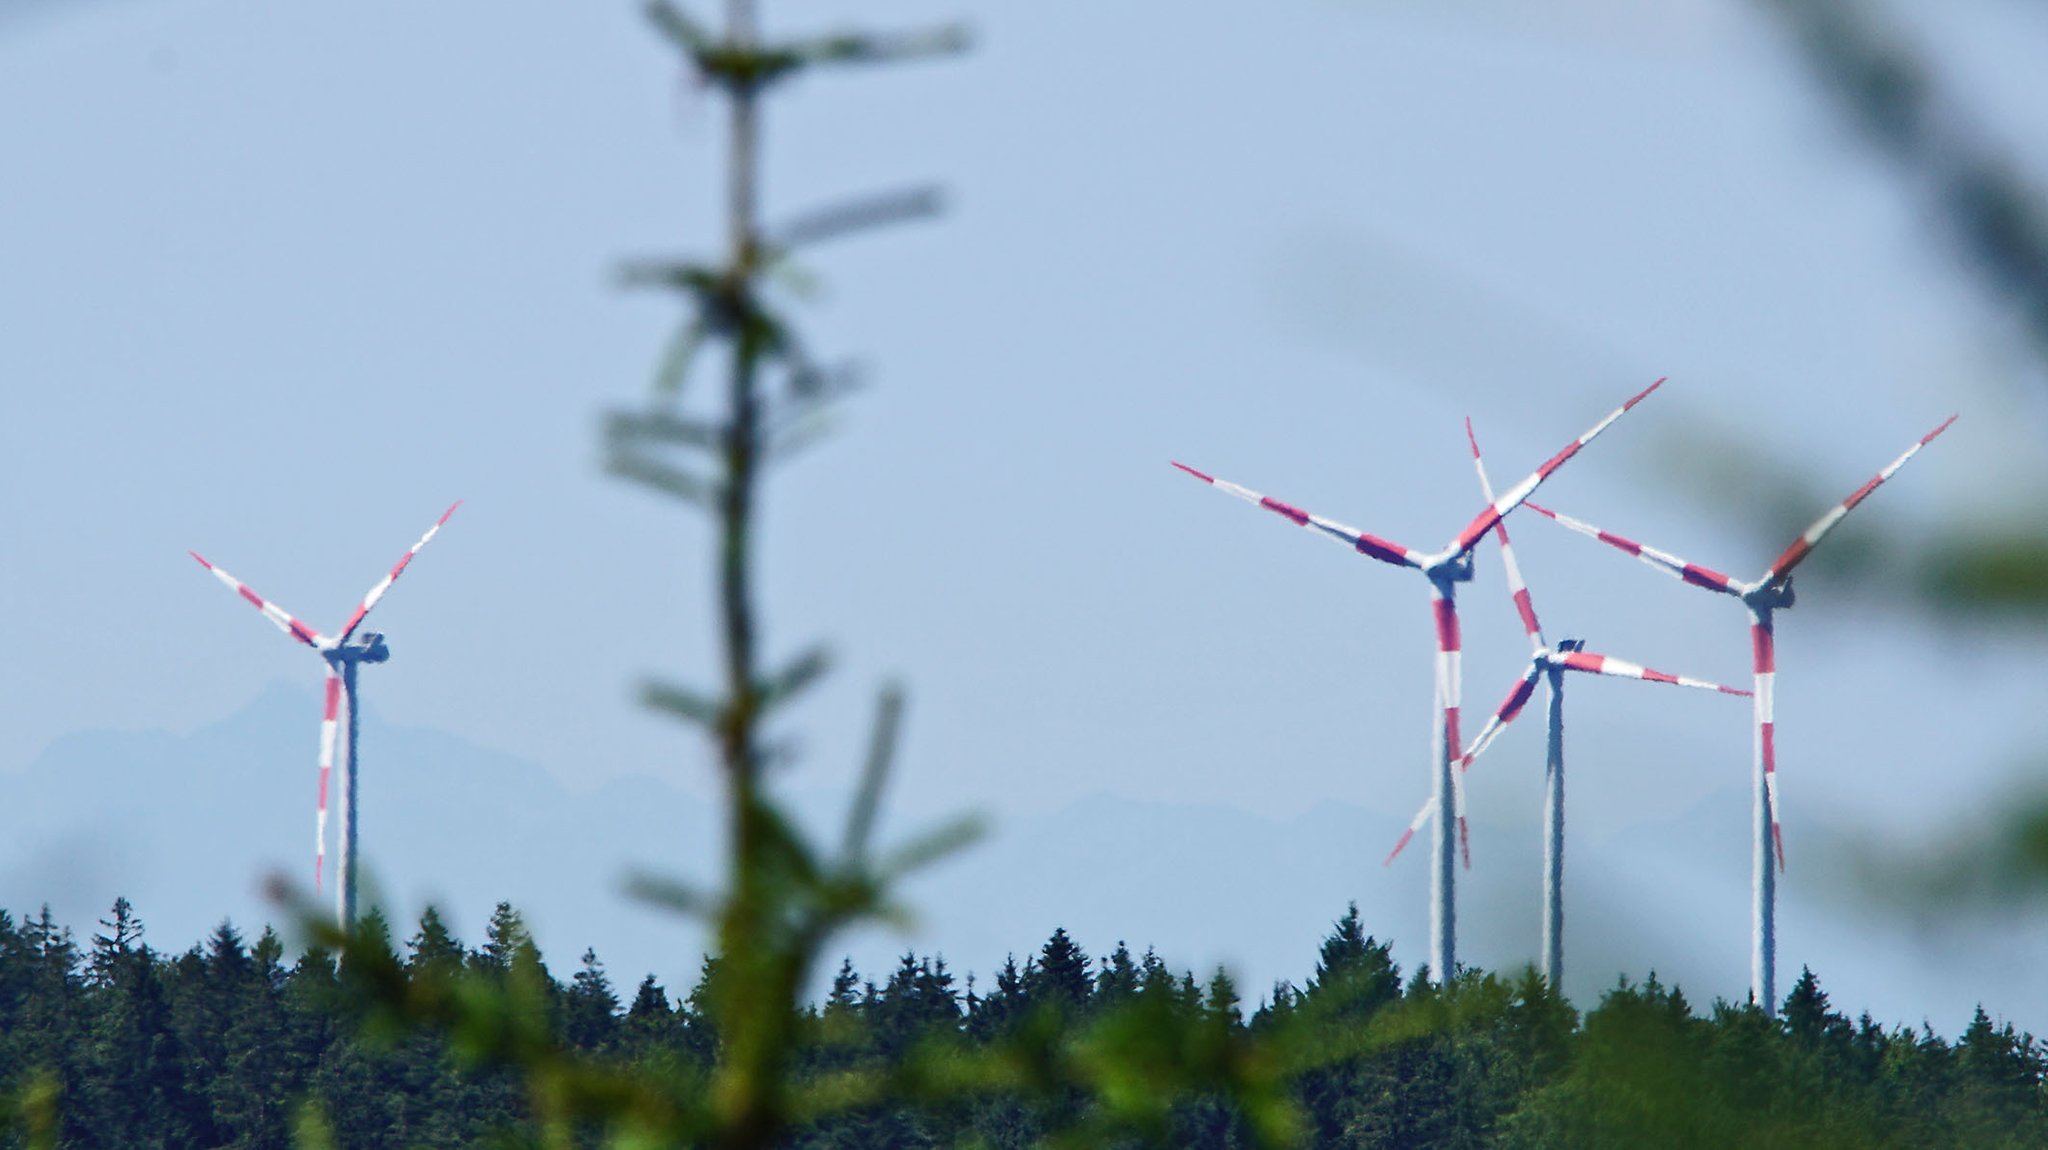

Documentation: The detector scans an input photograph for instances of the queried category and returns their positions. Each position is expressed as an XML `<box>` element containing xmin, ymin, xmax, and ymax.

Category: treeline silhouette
<box><xmin>2</xmin><ymin>898</ymin><xmax>2045</xmax><ymax>1147</ymax></box>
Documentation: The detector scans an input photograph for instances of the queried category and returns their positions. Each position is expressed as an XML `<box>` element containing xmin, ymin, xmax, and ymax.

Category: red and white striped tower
<box><xmin>192</xmin><ymin>501</ymin><xmax>460</xmax><ymax>927</ymax></box>
<box><xmin>1386</xmin><ymin>420</ymin><xmax>1749</xmax><ymax>989</ymax></box>
<box><xmin>1525</xmin><ymin>414</ymin><xmax>1953</xmax><ymax>1014</ymax></box>
<box><xmin>1173</xmin><ymin>380</ymin><xmax>1661</xmax><ymax>983</ymax></box>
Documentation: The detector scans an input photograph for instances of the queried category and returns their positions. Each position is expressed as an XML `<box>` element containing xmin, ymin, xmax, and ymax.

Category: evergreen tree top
<box><xmin>1028</xmin><ymin>926</ymin><xmax>1092</xmax><ymax>1007</ymax></box>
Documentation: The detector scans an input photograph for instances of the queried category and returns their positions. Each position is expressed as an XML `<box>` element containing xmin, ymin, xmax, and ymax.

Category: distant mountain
<box><xmin>1</xmin><ymin>682</ymin><xmax>720</xmax><ymax>985</ymax></box>
<box><xmin>4</xmin><ymin>685</ymin><xmax>2039</xmax><ymax>1034</ymax></box>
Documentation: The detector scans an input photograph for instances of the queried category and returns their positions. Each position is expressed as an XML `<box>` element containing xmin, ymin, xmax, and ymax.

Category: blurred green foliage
<box><xmin>1749</xmin><ymin>1</ymin><xmax>2048</xmax><ymax>912</ymax></box>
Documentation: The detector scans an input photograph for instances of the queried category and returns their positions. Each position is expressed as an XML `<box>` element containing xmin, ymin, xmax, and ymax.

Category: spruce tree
<box><xmin>86</xmin><ymin>896</ymin><xmax>143</xmax><ymax>989</ymax></box>
<box><xmin>629</xmin><ymin>972</ymin><xmax>672</xmax><ymax>1021</ymax></box>
<box><xmin>406</xmin><ymin>907</ymin><xmax>467</xmax><ymax>984</ymax></box>
<box><xmin>1205</xmin><ymin>967</ymin><xmax>1242</xmax><ymax>1030</ymax></box>
<box><xmin>9</xmin><ymin>906</ymin><xmax>83</xmax><ymax>1145</ymax></box>
<box><xmin>916</xmin><ymin>957</ymin><xmax>960</xmax><ymax>1030</ymax></box>
<box><xmin>1026</xmin><ymin>928</ymin><xmax>1091</xmax><ymax>1011</ymax></box>
<box><xmin>1953</xmin><ymin>1004</ymin><xmax>2046</xmax><ymax>1141</ymax></box>
<box><xmin>81</xmin><ymin>900</ymin><xmax>201</xmax><ymax>1149</ymax></box>
<box><xmin>622</xmin><ymin>972</ymin><xmax>680</xmax><ymax>1059</ymax></box>
<box><xmin>218</xmin><ymin>925</ymin><xmax>298</xmax><ymax>1149</ymax></box>
<box><xmin>175</xmin><ymin>922</ymin><xmax>259</xmax><ymax>1146</ymax></box>
<box><xmin>1783</xmin><ymin>965</ymin><xmax>1850</xmax><ymax>1049</ymax></box>
<box><xmin>1303</xmin><ymin>903</ymin><xmax>1399</xmax><ymax>1024</ymax></box>
<box><xmin>474</xmin><ymin>902</ymin><xmax>530</xmax><ymax>976</ymax></box>
<box><xmin>822</xmin><ymin>958</ymin><xmax>859</xmax><ymax>1019</ymax></box>
<box><xmin>967</xmin><ymin>955</ymin><xmax>1026</xmax><ymax>1040</ymax></box>
<box><xmin>1094</xmin><ymin>941</ymin><xmax>1139</xmax><ymax>1009</ymax></box>
<box><xmin>565</xmin><ymin>947</ymin><xmax>621</xmax><ymax>1051</ymax></box>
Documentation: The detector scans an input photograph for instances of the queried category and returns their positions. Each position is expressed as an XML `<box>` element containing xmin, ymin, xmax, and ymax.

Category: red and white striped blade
<box><xmin>1521</xmin><ymin>502</ymin><xmax>1744</xmax><ymax>597</ymax></box>
<box><xmin>1765</xmin><ymin>415</ymin><xmax>1957</xmax><ymax>584</ymax></box>
<box><xmin>1445</xmin><ymin>378</ymin><xmax>1663</xmax><ymax>557</ymax></box>
<box><xmin>1171</xmin><ymin>463</ymin><xmax>1425</xmax><ymax>569</ymax></box>
<box><xmin>189</xmin><ymin>552</ymin><xmax>329</xmax><ymax>649</ymax></box>
<box><xmin>1449</xmin><ymin>740</ymin><xmax>1473</xmax><ymax>870</ymax></box>
<box><xmin>317</xmin><ymin>664</ymin><xmax>340</xmax><ymax>892</ymax></box>
<box><xmin>1555</xmin><ymin>650</ymin><xmax>1751</xmax><ymax>695</ymax></box>
<box><xmin>1384</xmin><ymin>795</ymin><xmax>1472</xmax><ymax>868</ymax></box>
<box><xmin>1384</xmin><ymin>796</ymin><xmax>1436</xmax><ymax>866</ymax></box>
<box><xmin>1467</xmin><ymin>418</ymin><xmax>1546</xmax><ymax>652</ymax></box>
<box><xmin>1459</xmin><ymin>662</ymin><xmax>1547</xmax><ymax>770</ymax></box>
<box><xmin>338</xmin><ymin>501</ymin><xmax>462</xmax><ymax>642</ymax></box>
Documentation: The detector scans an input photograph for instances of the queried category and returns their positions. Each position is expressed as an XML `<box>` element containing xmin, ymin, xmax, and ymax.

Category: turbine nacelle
<box><xmin>1421</xmin><ymin>548</ymin><xmax>1476</xmax><ymax>583</ymax></box>
<box><xmin>1742</xmin><ymin>575</ymin><xmax>1795</xmax><ymax>612</ymax></box>
<box><xmin>327</xmin><ymin>631</ymin><xmax>391</xmax><ymax>666</ymax></box>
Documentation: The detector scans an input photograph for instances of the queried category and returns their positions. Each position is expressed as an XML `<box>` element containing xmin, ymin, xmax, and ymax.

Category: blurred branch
<box><xmin>1912</xmin><ymin>520</ymin><xmax>2048</xmax><ymax>620</ymax></box>
<box><xmin>1850</xmin><ymin>771</ymin><xmax>2048</xmax><ymax>915</ymax></box>
<box><xmin>646</xmin><ymin>0</ymin><xmax>968</xmax><ymax>94</ymax></box>
<box><xmin>606</xmin><ymin>448</ymin><xmax>720</xmax><ymax>507</ymax></box>
<box><xmin>641</xmin><ymin>679</ymin><xmax>725</xmax><ymax>729</ymax></box>
<box><xmin>1643</xmin><ymin>414</ymin><xmax>2048</xmax><ymax>622</ymax></box>
<box><xmin>841</xmin><ymin>685</ymin><xmax>904</xmax><ymax>863</ymax></box>
<box><xmin>607</xmin><ymin>409</ymin><xmax>722</xmax><ymax>451</ymax></box>
<box><xmin>771</xmin><ymin>185</ymin><xmax>946</xmax><ymax>250</ymax></box>
<box><xmin>1756</xmin><ymin>3</ymin><xmax>2048</xmax><ymax>933</ymax></box>
<box><xmin>785</xmin><ymin>24</ymin><xmax>971</xmax><ymax>71</ymax></box>
<box><xmin>1758</xmin><ymin>0</ymin><xmax>2048</xmax><ymax>359</ymax></box>
<box><xmin>757</xmin><ymin>645</ymin><xmax>832</xmax><ymax>714</ymax></box>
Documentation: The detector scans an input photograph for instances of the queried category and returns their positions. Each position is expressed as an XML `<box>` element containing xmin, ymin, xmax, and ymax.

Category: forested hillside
<box><xmin>3</xmin><ymin>899</ymin><xmax>2043</xmax><ymax>1148</ymax></box>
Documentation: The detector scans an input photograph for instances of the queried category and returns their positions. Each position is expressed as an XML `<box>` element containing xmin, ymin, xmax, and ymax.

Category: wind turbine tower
<box><xmin>1390</xmin><ymin>420</ymin><xmax>1749</xmax><ymax>989</ymax></box>
<box><xmin>1526</xmin><ymin>415</ymin><xmax>1952</xmax><ymax>1013</ymax></box>
<box><xmin>1175</xmin><ymin>380</ymin><xmax>1660</xmax><ymax>982</ymax></box>
<box><xmin>191</xmin><ymin>502</ymin><xmax>460</xmax><ymax>927</ymax></box>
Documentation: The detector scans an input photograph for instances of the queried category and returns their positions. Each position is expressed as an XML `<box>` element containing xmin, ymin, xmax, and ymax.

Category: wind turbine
<box><xmin>191</xmin><ymin>502</ymin><xmax>460</xmax><ymax>927</ymax></box>
<box><xmin>1524</xmin><ymin>415</ymin><xmax>1953</xmax><ymax>1013</ymax></box>
<box><xmin>1386</xmin><ymin>419</ymin><xmax>1749</xmax><ymax>989</ymax></box>
<box><xmin>1173</xmin><ymin>379</ymin><xmax>1661</xmax><ymax>983</ymax></box>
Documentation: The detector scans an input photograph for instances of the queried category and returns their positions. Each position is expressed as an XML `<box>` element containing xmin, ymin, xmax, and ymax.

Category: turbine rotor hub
<box><xmin>1742</xmin><ymin>576</ymin><xmax>1795</xmax><ymax>611</ymax></box>
<box><xmin>1426</xmin><ymin>549</ymin><xmax>1476</xmax><ymax>584</ymax></box>
<box><xmin>327</xmin><ymin>632</ymin><xmax>391</xmax><ymax>665</ymax></box>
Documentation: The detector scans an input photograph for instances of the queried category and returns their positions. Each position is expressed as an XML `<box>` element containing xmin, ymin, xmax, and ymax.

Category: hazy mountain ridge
<box><xmin>4</xmin><ymin>686</ymin><xmax>2037</xmax><ymax>1035</ymax></box>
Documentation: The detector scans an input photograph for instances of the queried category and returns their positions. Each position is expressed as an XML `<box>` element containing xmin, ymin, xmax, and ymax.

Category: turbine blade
<box><xmin>1171</xmin><ymin>463</ymin><xmax>1424</xmax><ymax>569</ymax></box>
<box><xmin>317</xmin><ymin>665</ymin><xmax>339</xmax><ymax>892</ymax></box>
<box><xmin>1556</xmin><ymin>650</ymin><xmax>1752</xmax><ymax>695</ymax></box>
<box><xmin>1458</xmin><ymin>662</ymin><xmax>1547</xmax><ymax>769</ymax></box>
<box><xmin>1384</xmin><ymin>796</ymin><xmax>1436</xmax><ymax>866</ymax></box>
<box><xmin>1446</xmin><ymin>378</ymin><xmax>1663</xmax><ymax>557</ymax></box>
<box><xmin>1439</xmin><ymin>659</ymin><xmax>1545</xmax><ymax>871</ymax></box>
<box><xmin>189</xmin><ymin>552</ymin><xmax>328</xmax><ymax>649</ymax></box>
<box><xmin>339</xmin><ymin>501</ymin><xmax>463</xmax><ymax>641</ymax></box>
<box><xmin>1468</xmin><ymin>418</ymin><xmax>1546</xmax><ymax>651</ymax></box>
<box><xmin>1521</xmin><ymin>501</ymin><xmax>1743</xmax><ymax>597</ymax></box>
<box><xmin>1449</xmin><ymin>733</ymin><xmax>1472</xmax><ymax>870</ymax></box>
<box><xmin>1764</xmin><ymin>415</ymin><xmax>1957</xmax><ymax>583</ymax></box>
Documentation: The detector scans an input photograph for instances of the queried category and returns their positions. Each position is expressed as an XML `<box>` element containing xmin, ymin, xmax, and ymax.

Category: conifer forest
<box><xmin>3</xmin><ymin>898</ymin><xmax>2048</xmax><ymax>1148</ymax></box>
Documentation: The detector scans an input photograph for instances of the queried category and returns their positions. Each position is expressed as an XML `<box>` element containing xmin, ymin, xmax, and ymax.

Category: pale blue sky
<box><xmin>4</xmin><ymin>0</ymin><xmax>2047</xmax><ymax>1023</ymax></box>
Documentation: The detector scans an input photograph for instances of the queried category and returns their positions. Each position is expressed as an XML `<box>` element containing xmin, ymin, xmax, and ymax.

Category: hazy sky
<box><xmin>5</xmin><ymin>0</ymin><xmax>2048</xmax><ymax>1022</ymax></box>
